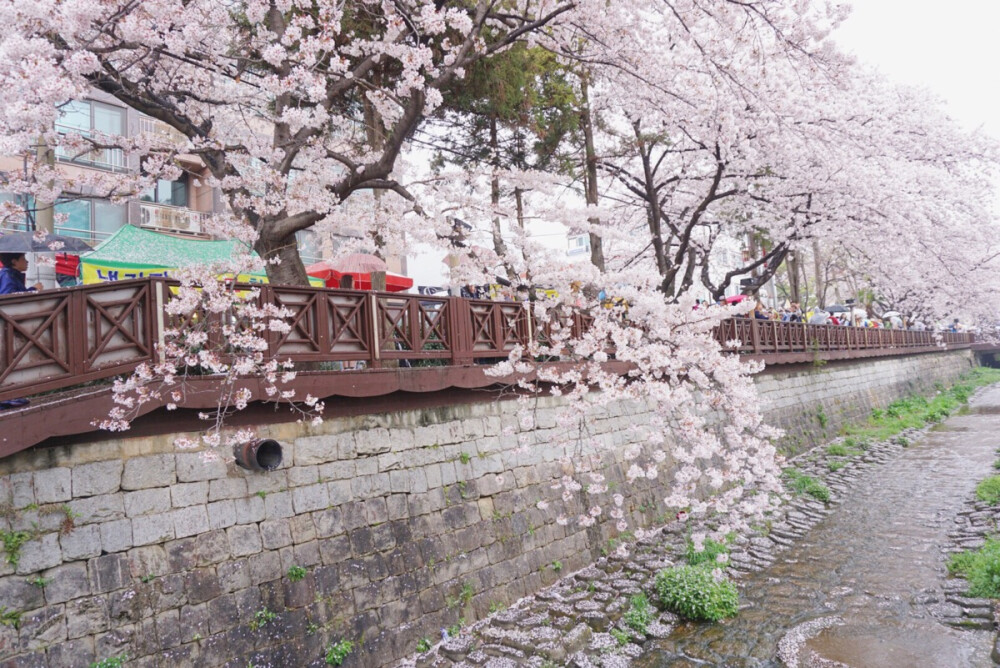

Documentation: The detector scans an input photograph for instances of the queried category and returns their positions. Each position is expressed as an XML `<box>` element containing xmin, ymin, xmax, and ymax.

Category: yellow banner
<box><xmin>81</xmin><ymin>262</ymin><xmax>324</xmax><ymax>287</ymax></box>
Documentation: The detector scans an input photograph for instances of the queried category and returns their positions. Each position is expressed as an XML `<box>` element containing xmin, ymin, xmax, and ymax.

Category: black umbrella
<box><xmin>0</xmin><ymin>231</ymin><xmax>93</xmax><ymax>253</ymax></box>
<box><xmin>826</xmin><ymin>304</ymin><xmax>850</xmax><ymax>313</ymax></box>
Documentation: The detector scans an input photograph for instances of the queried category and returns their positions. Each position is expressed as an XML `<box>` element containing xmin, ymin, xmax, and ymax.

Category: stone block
<box><xmin>184</xmin><ymin>567</ymin><xmax>222</xmax><ymax>605</ymax></box>
<box><xmin>0</xmin><ymin>572</ymin><xmax>45</xmax><ymax>610</ymax></box>
<box><xmin>60</xmin><ymin>524</ymin><xmax>103</xmax><ymax>560</ymax></box>
<box><xmin>355</xmin><ymin>427</ymin><xmax>391</xmax><ymax>455</ymax></box>
<box><xmin>388</xmin><ymin>470</ymin><xmax>409</xmax><ymax>494</ymax></box>
<box><xmin>248</xmin><ymin>550</ymin><xmax>282</xmax><ymax>585</ymax></box>
<box><xmin>318</xmin><ymin>535</ymin><xmax>351</xmax><ymax>565</ymax></box>
<box><xmin>327</xmin><ymin>480</ymin><xmax>353</xmax><ymax>506</ymax></box>
<box><xmin>68</xmin><ymin>494</ymin><xmax>125</xmax><ymax>525</ymax></box>
<box><xmin>227</xmin><ymin>525</ymin><xmax>262</xmax><ymax>558</ymax></box>
<box><xmin>294</xmin><ymin>435</ymin><xmax>338</xmax><ymax>466</ymax></box>
<box><xmin>208</xmin><ymin>478</ymin><xmax>247</xmax><ymax>501</ymax></box>
<box><xmin>232</xmin><ymin>496</ymin><xmax>265</xmax><ymax>525</ymax></box>
<box><xmin>195</xmin><ymin>530</ymin><xmax>231</xmax><ymax>567</ymax></box>
<box><xmin>88</xmin><ymin>554</ymin><xmax>131</xmax><ymax>594</ymax></box>
<box><xmin>121</xmin><ymin>455</ymin><xmax>176</xmax><ymax>490</ymax></box>
<box><xmin>292</xmin><ymin>540</ymin><xmax>321</xmax><ymax>568</ymax></box>
<box><xmin>173</xmin><ymin>505</ymin><xmax>210</xmax><ymax>539</ymax></box>
<box><xmin>171</xmin><ymin>482</ymin><xmax>208</xmax><ymax>508</ymax></box>
<box><xmin>292</xmin><ymin>483</ymin><xmax>329</xmax><ymax>514</ymax></box>
<box><xmin>288</xmin><ymin>515</ymin><xmax>317</xmax><ymax>544</ymax></box>
<box><xmin>46</xmin><ymin>636</ymin><xmax>96</xmax><ymax>667</ymax></box>
<box><xmin>177</xmin><ymin>602</ymin><xmax>210</xmax><ymax>643</ymax></box>
<box><xmin>126</xmin><ymin>545</ymin><xmax>170</xmax><ymax>581</ymax></box>
<box><xmin>245</xmin><ymin>472</ymin><xmax>287</xmax><ymax>496</ymax></box>
<box><xmin>154</xmin><ymin>609</ymin><xmax>182</xmax><ymax>650</ymax></box>
<box><xmin>2</xmin><ymin>471</ymin><xmax>35</xmax><ymax>509</ymax></box>
<box><xmin>34</xmin><ymin>467</ymin><xmax>72</xmax><ymax>504</ymax></box>
<box><xmin>100</xmin><ymin>519</ymin><xmax>133</xmax><ymax>554</ymax></box>
<box><xmin>131</xmin><ymin>512</ymin><xmax>175</xmax><ymax>547</ymax></box>
<box><xmin>207</xmin><ymin>500</ymin><xmax>237</xmax><ymax>530</ymax></box>
<box><xmin>260</xmin><ymin>520</ymin><xmax>293</xmax><ymax>550</ymax></box>
<box><xmin>217</xmin><ymin>559</ymin><xmax>250</xmax><ymax>594</ymax></box>
<box><xmin>263</xmin><ymin>491</ymin><xmax>293</xmax><ymax>520</ymax></box>
<box><xmin>175</xmin><ymin>452</ymin><xmax>227</xmax><ymax>483</ymax></box>
<box><xmin>386</xmin><ymin>494</ymin><xmax>408</xmax><ymax>521</ymax></box>
<box><xmin>287</xmin><ymin>465</ymin><xmax>320</xmax><ymax>487</ymax></box>
<box><xmin>312</xmin><ymin>508</ymin><xmax>343</xmax><ymax>538</ymax></box>
<box><xmin>43</xmin><ymin>562</ymin><xmax>91</xmax><ymax>604</ymax></box>
<box><xmin>206</xmin><ymin>592</ymin><xmax>242</xmax><ymax>635</ymax></box>
<box><xmin>65</xmin><ymin>595</ymin><xmax>109</xmax><ymax>640</ymax></box>
<box><xmin>355</xmin><ymin>456</ymin><xmax>378</xmax><ymax>476</ymax></box>
<box><xmin>72</xmin><ymin>461</ymin><xmax>123</xmax><ymax>498</ymax></box>
<box><xmin>17</xmin><ymin>532</ymin><xmax>62</xmax><ymax>574</ymax></box>
<box><xmin>124</xmin><ymin>488</ymin><xmax>171</xmax><ymax>518</ymax></box>
<box><xmin>318</xmin><ymin>460</ymin><xmax>355</xmax><ymax>481</ymax></box>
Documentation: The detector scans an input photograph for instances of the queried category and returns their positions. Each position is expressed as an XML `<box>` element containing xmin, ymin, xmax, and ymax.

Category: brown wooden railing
<box><xmin>0</xmin><ymin>278</ymin><xmax>977</xmax><ymax>403</ymax></box>
<box><xmin>714</xmin><ymin>318</ymin><xmax>975</xmax><ymax>356</ymax></box>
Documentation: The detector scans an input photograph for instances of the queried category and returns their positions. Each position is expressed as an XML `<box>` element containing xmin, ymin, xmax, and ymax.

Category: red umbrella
<box><xmin>725</xmin><ymin>294</ymin><xmax>747</xmax><ymax>304</ymax></box>
<box><xmin>331</xmin><ymin>253</ymin><xmax>387</xmax><ymax>273</ymax></box>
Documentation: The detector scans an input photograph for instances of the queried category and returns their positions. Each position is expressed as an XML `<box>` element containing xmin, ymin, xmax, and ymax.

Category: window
<box><xmin>54</xmin><ymin>198</ymin><xmax>127</xmax><ymax>242</ymax></box>
<box><xmin>141</xmin><ymin>177</ymin><xmax>189</xmax><ymax>208</ymax></box>
<box><xmin>55</xmin><ymin>100</ymin><xmax>126</xmax><ymax>170</ymax></box>
<box><xmin>567</xmin><ymin>234</ymin><xmax>590</xmax><ymax>256</ymax></box>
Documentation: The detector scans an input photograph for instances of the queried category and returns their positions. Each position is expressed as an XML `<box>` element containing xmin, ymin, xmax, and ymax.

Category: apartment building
<box><xmin>0</xmin><ymin>90</ymin><xmax>224</xmax><ymax>245</ymax></box>
<box><xmin>0</xmin><ymin>91</ymin><xmax>405</xmax><ymax>284</ymax></box>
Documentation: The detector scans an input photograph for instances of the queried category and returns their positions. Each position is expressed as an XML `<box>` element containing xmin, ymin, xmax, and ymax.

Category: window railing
<box><xmin>138</xmin><ymin>116</ymin><xmax>188</xmax><ymax>147</ymax></box>
<box><xmin>54</xmin><ymin>124</ymin><xmax>127</xmax><ymax>171</ymax></box>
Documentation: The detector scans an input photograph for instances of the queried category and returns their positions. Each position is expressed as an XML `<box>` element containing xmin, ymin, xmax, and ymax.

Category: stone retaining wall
<box><xmin>757</xmin><ymin>349</ymin><xmax>975</xmax><ymax>454</ymax></box>
<box><xmin>0</xmin><ymin>349</ymin><xmax>976</xmax><ymax>667</ymax></box>
<box><xmin>0</xmin><ymin>398</ymin><xmax>669</xmax><ymax>668</ymax></box>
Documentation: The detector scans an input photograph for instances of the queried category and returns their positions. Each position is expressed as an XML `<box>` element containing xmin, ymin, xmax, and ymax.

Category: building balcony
<box><xmin>139</xmin><ymin>202</ymin><xmax>209</xmax><ymax>237</ymax></box>
<box><xmin>138</xmin><ymin>116</ymin><xmax>188</xmax><ymax>146</ymax></box>
<box><xmin>54</xmin><ymin>125</ymin><xmax>127</xmax><ymax>172</ymax></box>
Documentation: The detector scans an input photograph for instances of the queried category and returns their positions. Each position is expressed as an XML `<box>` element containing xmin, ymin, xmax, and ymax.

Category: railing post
<box><xmin>369</xmin><ymin>292</ymin><xmax>381</xmax><ymax>368</ymax></box>
<box><xmin>750</xmin><ymin>318</ymin><xmax>761</xmax><ymax>354</ymax></box>
<box><xmin>153</xmin><ymin>278</ymin><xmax>166</xmax><ymax>365</ymax></box>
<box><xmin>69</xmin><ymin>285</ymin><xmax>86</xmax><ymax>375</ymax></box>
<box><xmin>448</xmin><ymin>297</ymin><xmax>474</xmax><ymax>365</ymax></box>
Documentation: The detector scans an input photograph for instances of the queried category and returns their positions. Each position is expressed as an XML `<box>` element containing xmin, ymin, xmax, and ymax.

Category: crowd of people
<box><xmin>743</xmin><ymin>297</ymin><xmax>970</xmax><ymax>333</ymax></box>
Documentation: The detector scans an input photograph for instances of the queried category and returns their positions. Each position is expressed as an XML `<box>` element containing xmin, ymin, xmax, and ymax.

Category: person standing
<box><xmin>0</xmin><ymin>253</ymin><xmax>43</xmax><ymax>294</ymax></box>
<box><xmin>0</xmin><ymin>252</ymin><xmax>42</xmax><ymax>409</ymax></box>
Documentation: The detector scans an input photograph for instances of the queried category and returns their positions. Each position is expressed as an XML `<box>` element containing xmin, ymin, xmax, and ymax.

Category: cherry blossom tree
<box><xmin>3</xmin><ymin>0</ymin><xmax>999</xmax><ymax>539</ymax></box>
<box><xmin>0</xmin><ymin>0</ymin><xmax>575</xmax><ymax>283</ymax></box>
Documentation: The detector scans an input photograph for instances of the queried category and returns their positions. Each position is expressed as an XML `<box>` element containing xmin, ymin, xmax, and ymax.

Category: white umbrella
<box><xmin>331</xmin><ymin>253</ymin><xmax>386</xmax><ymax>273</ymax></box>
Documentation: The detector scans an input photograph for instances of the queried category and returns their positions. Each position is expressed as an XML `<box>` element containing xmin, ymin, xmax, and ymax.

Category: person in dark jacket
<box><xmin>0</xmin><ymin>253</ymin><xmax>42</xmax><ymax>295</ymax></box>
<box><xmin>0</xmin><ymin>253</ymin><xmax>41</xmax><ymax>408</ymax></box>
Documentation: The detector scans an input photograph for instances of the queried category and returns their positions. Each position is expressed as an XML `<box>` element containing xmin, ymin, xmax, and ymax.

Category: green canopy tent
<box><xmin>80</xmin><ymin>225</ymin><xmax>321</xmax><ymax>286</ymax></box>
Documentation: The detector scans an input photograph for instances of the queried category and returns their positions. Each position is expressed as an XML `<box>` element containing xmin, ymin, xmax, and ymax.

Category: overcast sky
<box><xmin>833</xmin><ymin>0</ymin><xmax>1000</xmax><ymax>137</ymax></box>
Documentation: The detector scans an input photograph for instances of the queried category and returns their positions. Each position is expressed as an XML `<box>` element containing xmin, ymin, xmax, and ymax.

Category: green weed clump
<box><xmin>948</xmin><ymin>538</ymin><xmax>1000</xmax><ymax>598</ymax></box>
<box><xmin>325</xmin><ymin>639</ymin><xmax>354</xmax><ymax>666</ymax></box>
<box><xmin>976</xmin><ymin>477</ymin><xmax>1000</xmax><ymax>505</ymax></box>
<box><xmin>844</xmin><ymin>368</ymin><xmax>1000</xmax><ymax>441</ymax></box>
<box><xmin>782</xmin><ymin>468</ymin><xmax>831</xmax><ymax>502</ymax></box>
<box><xmin>825</xmin><ymin>443</ymin><xmax>860</xmax><ymax>457</ymax></box>
<box><xmin>622</xmin><ymin>593</ymin><xmax>654</xmax><ymax>634</ymax></box>
<box><xmin>685</xmin><ymin>537</ymin><xmax>730</xmax><ymax>568</ymax></box>
<box><xmin>654</xmin><ymin>565</ymin><xmax>738</xmax><ymax>622</ymax></box>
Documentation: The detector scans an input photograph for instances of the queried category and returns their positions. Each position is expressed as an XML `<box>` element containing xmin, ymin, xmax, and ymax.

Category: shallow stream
<box><xmin>638</xmin><ymin>386</ymin><xmax>1000</xmax><ymax>667</ymax></box>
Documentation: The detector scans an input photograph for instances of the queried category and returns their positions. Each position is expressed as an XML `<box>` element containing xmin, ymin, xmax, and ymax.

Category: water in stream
<box><xmin>638</xmin><ymin>385</ymin><xmax>1000</xmax><ymax>668</ymax></box>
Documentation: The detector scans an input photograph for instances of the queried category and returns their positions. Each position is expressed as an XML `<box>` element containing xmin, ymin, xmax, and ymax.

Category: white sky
<box><xmin>833</xmin><ymin>0</ymin><xmax>1000</xmax><ymax>137</ymax></box>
